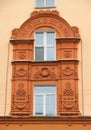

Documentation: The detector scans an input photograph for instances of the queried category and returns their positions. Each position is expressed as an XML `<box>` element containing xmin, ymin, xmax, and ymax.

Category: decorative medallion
<box><xmin>33</xmin><ymin>67</ymin><xmax>56</xmax><ymax>80</ymax></box>
<box><xmin>63</xmin><ymin>50</ymin><xmax>72</xmax><ymax>58</ymax></box>
<box><xmin>19</xmin><ymin>53</ymin><xmax>26</xmax><ymax>59</ymax></box>
<box><xmin>40</xmin><ymin>68</ymin><xmax>50</xmax><ymax>77</ymax></box>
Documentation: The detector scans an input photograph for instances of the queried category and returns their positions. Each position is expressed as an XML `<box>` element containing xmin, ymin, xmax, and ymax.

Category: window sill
<box><xmin>34</xmin><ymin>6</ymin><xmax>56</xmax><ymax>9</ymax></box>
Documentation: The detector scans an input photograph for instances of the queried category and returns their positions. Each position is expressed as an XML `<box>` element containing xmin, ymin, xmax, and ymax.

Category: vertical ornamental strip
<box><xmin>56</xmin><ymin>38</ymin><xmax>80</xmax><ymax>115</ymax></box>
<box><xmin>10</xmin><ymin>39</ymin><xmax>34</xmax><ymax>115</ymax></box>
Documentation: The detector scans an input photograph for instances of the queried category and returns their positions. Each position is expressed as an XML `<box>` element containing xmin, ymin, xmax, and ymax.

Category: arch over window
<box><xmin>11</xmin><ymin>10</ymin><xmax>80</xmax><ymax>39</ymax></box>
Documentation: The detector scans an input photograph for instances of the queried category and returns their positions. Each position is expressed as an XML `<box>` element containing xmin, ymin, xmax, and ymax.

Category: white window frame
<box><xmin>35</xmin><ymin>0</ymin><xmax>56</xmax><ymax>8</ymax></box>
<box><xmin>34</xmin><ymin>30</ymin><xmax>56</xmax><ymax>61</ymax></box>
<box><xmin>33</xmin><ymin>85</ymin><xmax>56</xmax><ymax>116</ymax></box>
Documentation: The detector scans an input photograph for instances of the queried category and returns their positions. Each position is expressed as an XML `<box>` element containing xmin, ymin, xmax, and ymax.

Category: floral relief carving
<box><xmin>19</xmin><ymin>53</ymin><xmax>26</xmax><ymax>59</ymax></box>
<box><xmin>72</xmin><ymin>26</ymin><xmax>80</xmax><ymax>37</ymax></box>
<box><xmin>60</xmin><ymin>66</ymin><xmax>74</xmax><ymax>79</ymax></box>
<box><xmin>58</xmin><ymin>82</ymin><xmax>80</xmax><ymax>113</ymax></box>
<box><xmin>33</xmin><ymin>67</ymin><xmax>56</xmax><ymax>80</ymax></box>
<box><xmin>74</xmin><ymin>102</ymin><xmax>79</xmax><ymax>111</ymax></box>
<box><xmin>11</xmin><ymin>28</ymin><xmax>19</xmax><ymax>38</ymax></box>
<box><xmin>62</xmin><ymin>101</ymin><xmax>75</xmax><ymax>109</ymax></box>
<box><xmin>15</xmin><ymin>68</ymin><xmax>28</xmax><ymax>78</ymax></box>
<box><xmin>40</xmin><ymin>68</ymin><xmax>50</xmax><ymax>77</ymax></box>
<box><xmin>30</xmin><ymin>10</ymin><xmax>60</xmax><ymax>17</ymax></box>
<box><xmin>14</xmin><ymin>83</ymin><xmax>27</xmax><ymax>110</ymax></box>
<box><xmin>12</xmin><ymin>83</ymin><xmax>31</xmax><ymax>111</ymax></box>
<box><xmin>26</xmin><ymin>95</ymin><xmax>31</xmax><ymax>111</ymax></box>
<box><xmin>61</xmin><ymin>82</ymin><xmax>75</xmax><ymax>109</ymax></box>
<box><xmin>11</xmin><ymin>93</ymin><xmax>32</xmax><ymax>112</ymax></box>
<box><xmin>16</xmin><ymin>83</ymin><xmax>26</xmax><ymax>97</ymax></box>
<box><xmin>15</xmin><ymin>102</ymin><xmax>27</xmax><ymax>110</ymax></box>
<box><xmin>63</xmin><ymin>82</ymin><xmax>74</xmax><ymax>97</ymax></box>
<box><xmin>74</xmin><ymin>65</ymin><xmax>78</xmax><ymax>78</ymax></box>
<box><xmin>63</xmin><ymin>67</ymin><xmax>74</xmax><ymax>77</ymax></box>
<box><xmin>12</xmin><ymin>10</ymin><xmax>80</xmax><ymax>38</ymax></box>
<box><xmin>57</xmin><ymin>94</ymin><xmax>62</xmax><ymax>112</ymax></box>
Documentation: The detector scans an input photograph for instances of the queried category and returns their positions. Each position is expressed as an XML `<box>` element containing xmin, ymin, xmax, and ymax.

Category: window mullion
<box><xmin>44</xmin><ymin>0</ymin><xmax>46</xmax><ymax>7</ymax></box>
<box><xmin>44</xmin><ymin>32</ymin><xmax>47</xmax><ymax>60</ymax></box>
<box><xmin>44</xmin><ymin>94</ymin><xmax>46</xmax><ymax>116</ymax></box>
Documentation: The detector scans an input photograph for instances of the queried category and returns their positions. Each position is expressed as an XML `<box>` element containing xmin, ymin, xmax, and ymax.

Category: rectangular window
<box><xmin>34</xmin><ymin>85</ymin><xmax>56</xmax><ymax>116</ymax></box>
<box><xmin>35</xmin><ymin>0</ymin><xmax>55</xmax><ymax>8</ymax></box>
<box><xmin>34</xmin><ymin>31</ymin><xmax>56</xmax><ymax>61</ymax></box>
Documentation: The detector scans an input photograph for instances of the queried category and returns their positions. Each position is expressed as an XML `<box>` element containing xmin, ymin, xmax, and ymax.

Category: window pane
<box><xmin>46</xmin><ymin>32</ymin><xmax>55</xmax><ymax>45</ymax></box>
<box><xmin>35</xmin><ymin>95</ymin><xmax>43</xmax><ymax>115</ymax></box>
<box><xmin>46</xmin><ymin>0</ymin><xmax>55</xmax><ymax>7</ymax></box>
<box><xmin>47</xmin><ymin>47</ymin><xmax>55</xmax><ymax>60</ymax></box>
<box><xmin>35</xmin><ymin>47</ymin><xmax>44</xmax><ymax>61</ymax></box>
<box><xmin>34</xmin><ymin>85</ymin><xmax>56</xmax><ymax>93</ymax></box>
<box><xmin>46</xmin><ymin>94</ymin><xmax>56</xmax><ymax>116</ymax></box>
<box><xmin>35</xmin><ymin>0</ymin><xmax>44</xmax><ymax>7</ymax></box>
<box><xmin>35</xmin><ymin>32</ymin><xmax>43</xmax><ymax>45</ymax></box>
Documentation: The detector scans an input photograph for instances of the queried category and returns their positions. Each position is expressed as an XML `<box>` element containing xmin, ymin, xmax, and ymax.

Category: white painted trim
<box><xmin>34</xmin><ymin>30</ymin><xmax>56</xmax><ymax>61</ymax></box>
<box><xmin>33</xmin><ymin>85</ymin><xmax>56</xmax><ymax>116</ymax></box>
<box><xmin>34</xmin><ymin>0</ymin><xmax>56</xmax><ymax>8</ymax></box>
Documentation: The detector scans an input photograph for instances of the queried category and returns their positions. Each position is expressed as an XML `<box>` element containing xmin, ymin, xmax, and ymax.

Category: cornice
<box><xmin>56</xmin><ymin>37</ymin><xmax>80</xmax><ymax>42</ymax></box>
<box><xmin>0</xmin><ymin>116</ymin><xmax>91</xmax><ymax>125</ymax></box>
<box><xmin>30</xmin><ymin>10</ymin><xmax>60</xmax><ymax>18</ymax></box>
<box><xmin>11</xmin><ymin>59</ymin><xmax>79</xmax><ymax>63</ymax></box>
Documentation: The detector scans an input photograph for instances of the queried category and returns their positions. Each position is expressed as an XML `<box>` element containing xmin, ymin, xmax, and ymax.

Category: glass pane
<box><xmin>35</xmin><ymin>95</ymin><xmax>43</xmax><ymax>115</ymax></box>
<box><xmin>34</xmin><ymin>85</ymin><xmax>56</xmax><ymax>94</ymax></box>
<box><xmin>46</xmin><ymin>0</ymin><xmax>54</xmax><ymax>7</ymax></box>
<box><xmin>47</xmin><ymin>32</ymin><xmax>55</xmax><ymax>45</ymax></box>
<box><xmin>46</xmin><ymin>94</ymin><xmax>55</xmax><ymax>116</ymax></box>
<box><xmin>47</xmin><ymin>47</ymin><xmax>55</xmax><ymax>60</ymax></box>
<box><xmin>35</xmin><ymin>47</ymin><xmax>44</xmax><ymax>61</ymax></box>
<box><xmin>35</xmin><ymin>0</ymin><xmax>44</xmax><ymax>7</ymax></box>
<box><xmin>35</xmin><ymin>32</ymin><xmax>43</xmax><ymax>45</ymax></box>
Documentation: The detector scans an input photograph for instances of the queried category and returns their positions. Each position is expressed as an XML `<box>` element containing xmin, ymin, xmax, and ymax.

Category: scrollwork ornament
<box><xmin>15</xmin><ymin>68</ymin><xmax>28</xmax><ymax>77</ymax></box>
<box><xmin>62</xmin><ymin>101</ymin><xmax>75</xmax><ymax>109</ymax></box>
<box><xmin>16</xmin><ymin>83</ymin><xmax>26</xmax><ymax>97</ymax></box>
<box><xmin>63</xmin><ymin>82</ymin><xmax>74</xmax><ymax>96</ymax></box>
<box><xmin>63</xmin><ymin>67</ymin><xmax>73</xmax><ymax>76</ymax></box>
<box><xmin>19</xmin><ymin>53</ymin><xmax>26</xmax><ymax>59</ymax></box>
